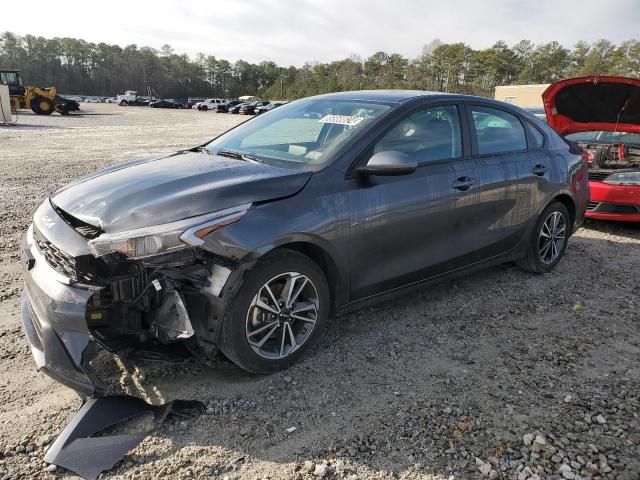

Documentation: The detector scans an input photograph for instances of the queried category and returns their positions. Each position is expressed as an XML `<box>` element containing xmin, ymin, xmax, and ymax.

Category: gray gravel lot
<box><xmin>0</xmin><ymin>104</ymin><xmax>639</xmax><ymax>480</ymax></box>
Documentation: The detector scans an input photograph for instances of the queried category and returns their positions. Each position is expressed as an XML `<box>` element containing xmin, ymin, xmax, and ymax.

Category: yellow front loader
<box><xmin>0</xmin><ymin>69</ymin><xmax>67</xmax><ymax>115</ymax></box>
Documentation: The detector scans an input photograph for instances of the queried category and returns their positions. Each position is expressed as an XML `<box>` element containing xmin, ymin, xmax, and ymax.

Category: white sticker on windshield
<box><xmin>319</xmin><ymin>114</ymin><xmax>364</xmax><ymax>126</ymax></box>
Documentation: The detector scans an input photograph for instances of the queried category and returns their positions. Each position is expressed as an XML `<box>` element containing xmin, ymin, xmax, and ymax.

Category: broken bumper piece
<box><xmin>44</xmin><ymin>395</ymin><xmax>204</xmax><ymax>480</ymax></box>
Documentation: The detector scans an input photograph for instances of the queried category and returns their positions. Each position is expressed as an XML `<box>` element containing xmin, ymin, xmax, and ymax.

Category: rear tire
<box><xmin>30</xmin><ymin>96</ymin><xmax>54</xmax><ymax>115</ymax></box>
<box><xmin>119</xmin><ymin>100</ymin><xmax>128</xmax><ymax>106</ymax></box>
<box><xmin>219</xmin><ymin>250</ymin><xmax>330</xmax><ymax>374</ymax></box>
<box><xmin>517</xmin><ymin>201</ymin><xmax>570</xmax><ymax>273</ymax></box>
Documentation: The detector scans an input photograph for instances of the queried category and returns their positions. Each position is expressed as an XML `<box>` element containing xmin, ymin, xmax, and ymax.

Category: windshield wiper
<box><xmin>216</xmin><ymin>150</ymin><xmax>262</xmax><ymax>163</ymax></box>
<box><xmin>193</xmin><ymin>146</ymin><xmax>213</xmax><ymax>155</ymax></box>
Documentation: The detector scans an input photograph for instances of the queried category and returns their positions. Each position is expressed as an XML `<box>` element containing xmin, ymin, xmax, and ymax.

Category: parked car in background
<box><xmin>117</xmin><ymin>91</ymin><xmax>151</xmax><ymax>106</ymax></box>
<box><xmin>84</xmin><ymin>97</ymin><xmax>102</xmax><ymax>103</ymax></box>
<box><xmin>239</xmin><ymin>100</ymin><xmax>270</xmax><ymax>115</ymax></box>
<box><xmin>149</xmin><ymin>99</ymin><xmax>182</xmax><ymax>109</ymax></box>
<box><xmin>20</xmin><ymin>90</ymin><xmax>587</xmax><ymax>394</ymax></box>
<box><xmin>105</xmin><ymin>96</ymin><xmax>118</xmax><ymax>103</ymax></box>
<box><xmin>255</xmin><ymin>101</ymin><xmax>288</xmax><ymax>115</ymax></box>
<box><xmin>543</xmin><ymin>75</ymin><xmax>640</xmax><ymax>222</ymax></box>
<box><xmin>196</xmin><ymin>98</ymin><xmax>226</xmax><ymax>111</ymax></box>
<box><xmin>172</xmin><ymin>98</ymin><xmax>189</xmax><ymax>109</ymax></box>
<box><xmin>215</xmin><ymin>100</ymin><xmax>242</xmax><ymax>113</ymax></box>
<box><xmin>187</xmin><ymin>97</ymin><xmax>205</xmax><ymax>109</ymax></box>
<box><xmin>58</xmin><ymin>97</ymin><xmax>80</xmax><ymax>112</ymax></box>
<box><xmin>229</xmin><ymin>102</ymin><xmax>248</xmax><ymax>114</ymax></box>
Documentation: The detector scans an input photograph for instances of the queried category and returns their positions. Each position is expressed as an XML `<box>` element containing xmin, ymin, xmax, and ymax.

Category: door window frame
<box><xmin>346</xmin><ymin>100</ymin><xmax>471</xmax><ymax>178</ymax></box>
<box><xmin>464</xmin><ymin>102</ymin><xmax>544</xmax><ymax>157</ymax></box>
<box><xmin>524</xmin><ymin>120</ymin><xmax>547</xmax><ymax>150</ymax></box>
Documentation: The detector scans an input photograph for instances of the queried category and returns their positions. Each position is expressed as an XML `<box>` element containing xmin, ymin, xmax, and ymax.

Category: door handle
<box><xmin>533</xmin><ymin>164</ymin><xmax>547</xmax><ymax>176</ymax></box>
<box><xmin>452</xmin><ymin>176</ymin><xmax>474</xmax><ymax>191</ymax></box>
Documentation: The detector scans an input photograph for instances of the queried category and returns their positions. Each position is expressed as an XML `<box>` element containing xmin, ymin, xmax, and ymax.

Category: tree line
<box><xmin>1</xmin><ymin>32</ymin><xmax>638</xmax><ymax>100</ymax></box>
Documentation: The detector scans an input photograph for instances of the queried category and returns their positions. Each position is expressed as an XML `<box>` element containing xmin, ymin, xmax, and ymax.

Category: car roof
<box><xmin>310</xmin><ymin>89</ymin><xmax>467</xmax><ymax>103</ymax></box>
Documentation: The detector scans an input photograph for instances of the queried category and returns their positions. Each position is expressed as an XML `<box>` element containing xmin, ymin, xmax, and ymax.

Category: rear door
<box><xmin>463</xmin><ymin>104</ymin><xmax>541</xmax><ymax>257</ymax></box>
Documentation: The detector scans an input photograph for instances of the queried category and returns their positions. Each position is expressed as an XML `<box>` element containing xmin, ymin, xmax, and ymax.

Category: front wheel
<box><xmin>517</xmin><ymin>201</ymin><xmax>570</xmax><ymax>273</ymax></box>
<box><xmin>219</xmin><ymin>250</ymin><xmax>330</xmax><ymax>373</ymax></box>
<box><xmin>119</xmin><ymin>100</ymin><xmax>128</xmax><ymax>106</ymax></box>
<box><xmin>30</xmin><ymin>96</ymin><xmax>54</xmax><ymax>115</ymax></box>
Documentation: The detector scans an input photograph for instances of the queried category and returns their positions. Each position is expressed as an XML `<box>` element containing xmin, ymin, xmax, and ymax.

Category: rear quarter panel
<box><xmin>547</xmin><ymin>127</ymin><xmax>589</xmax><ymax>228</ymax></box>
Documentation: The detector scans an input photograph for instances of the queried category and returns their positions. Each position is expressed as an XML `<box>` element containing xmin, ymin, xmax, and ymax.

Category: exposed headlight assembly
<box><xmin>603</xmin><ymin>171</ymin><xmax>640</xmax><ymax>186</ymax></box>
<box><xmin>88</xmin><ymin>204</ymin><xmax>250</xmax><ymax>259</ymax></box>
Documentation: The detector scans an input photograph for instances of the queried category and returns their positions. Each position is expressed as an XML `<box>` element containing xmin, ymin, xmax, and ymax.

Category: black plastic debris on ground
<box><xmin>44</xmin><ymin>395</ymin><xmax>205</xmax><ymax>480</ymax></box>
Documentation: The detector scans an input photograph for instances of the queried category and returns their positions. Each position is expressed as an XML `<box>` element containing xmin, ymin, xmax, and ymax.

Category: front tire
<box><xmin>30</xmin><ymin>96</ymin><xmax>54</xmax><ymax>115</ymax></box>
<box><xmin>119</xmin><ymin>100</ymin><xmax>128</xmax><ymax>106</ymax></box>
<box><xmin>517</xmin><ymin>201</ymin><xmax>570</xmax><ymax>273</ymax></box>
<box><xmin>219</xmin><ymin>250</ymin><xmax>330</xmax><ymax>374</ymax></box>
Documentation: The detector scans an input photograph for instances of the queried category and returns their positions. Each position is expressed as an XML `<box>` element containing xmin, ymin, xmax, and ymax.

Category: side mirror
<box><xmin>357</xmin><ymin>150</ymin><xmax>417</xmax><ymax>176</ymax></box>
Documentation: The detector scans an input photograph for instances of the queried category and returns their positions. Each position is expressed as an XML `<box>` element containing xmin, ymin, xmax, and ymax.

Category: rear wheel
<box><xmin>219</xmin><ymin>250</ymin><xmax>329</xmax><ymax>373</ymax></box>
<box><xmin>30</xmin><ymin>96</ymin><xmax>54</xmax><ymax>115</ymax></box>
<box><xmin>517</xmin><ymin>201</ymin><xmax>570</xmax><ymax>273</ymax></box>
<box><xmin>119</xmin><ymin>100</ymin><xmax>128</xmax><ymax>106</ymax></box>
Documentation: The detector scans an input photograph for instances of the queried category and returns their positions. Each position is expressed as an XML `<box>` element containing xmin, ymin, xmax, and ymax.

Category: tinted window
<box><xmin>472</xmin><ymin>106</ymin><xmax>527</xmax><ymax>154</ymax></box>
<box><xmin>527</xmin><ymin>123</ymin><xmax>545</xmax><ymax>148</ymax></box>
<box><xmin>374</xmin><ymin>105</ymin><xmax>462</xmax><ymax>164</ymax></box>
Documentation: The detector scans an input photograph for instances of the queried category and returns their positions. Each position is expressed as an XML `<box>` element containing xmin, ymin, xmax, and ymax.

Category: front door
<box><xmin>348</xmin><ymin>103</ymin><xmax>472</xmax><ymax>300</ymax></box>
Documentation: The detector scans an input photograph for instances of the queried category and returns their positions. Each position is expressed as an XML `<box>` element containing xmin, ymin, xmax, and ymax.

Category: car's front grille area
<box><xmin>33</xmin><ymin>227</ymin><xmax>78</xmax><ymax>281</ymax></box>
<box><xmin>598</xmin><ymin>203</ymin><xmax>639</xmax><ymax>214</ymax></box>
<box><xmin>587</xmin><ymin>202</ymin><xmax>639</xmax><ymax>214</ymax></box>
<box><xmin>588</xmin><ymin>171</ymin><xmax>610</xmax><ymax>182</ymax></box>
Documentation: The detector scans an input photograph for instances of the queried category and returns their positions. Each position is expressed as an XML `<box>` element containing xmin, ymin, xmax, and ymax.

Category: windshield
<box><xmin>566</xmin><ymin>130</ymin><xmax>640</xmax><ymax>145</ymax></box>
<box><xmin>205</xmin><ymin>98</ymin><xmax>391</xmax><ymax>169</ymax></box>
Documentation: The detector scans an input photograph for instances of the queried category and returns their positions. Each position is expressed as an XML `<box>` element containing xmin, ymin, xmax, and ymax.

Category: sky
<box><xmin>2</xmin><ymin>0</ymin><xmax>639</xmax><ymax>65</ymax></box>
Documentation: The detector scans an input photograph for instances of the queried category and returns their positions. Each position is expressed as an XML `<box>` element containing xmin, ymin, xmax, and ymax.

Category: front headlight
<box><xmin>603</xmin><ymin>171</ymin><xmax>640</xmax><ymax>186</ymax></box>
<box><xmin>88</xmin><ymin>204</ymin><xmax>250</xmax><ymax>258</ymax></box>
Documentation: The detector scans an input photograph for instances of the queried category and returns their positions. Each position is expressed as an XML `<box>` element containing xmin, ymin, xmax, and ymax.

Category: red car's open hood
<box><xmin>542</xmin><ymin>76</ymin><xmax>640</xmax><ymax>136</ymax></box>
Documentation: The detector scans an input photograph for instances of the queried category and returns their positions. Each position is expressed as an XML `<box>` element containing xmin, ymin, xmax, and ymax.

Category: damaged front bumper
<box><xmin>21</xmin><ymin>225</ymin><xmax>102</xmax><ymax>395</ymax></box>
<box><xmin>20</xmin><ymin>200</ymin><xmax>245</xmax><ymax>395</ymax></box>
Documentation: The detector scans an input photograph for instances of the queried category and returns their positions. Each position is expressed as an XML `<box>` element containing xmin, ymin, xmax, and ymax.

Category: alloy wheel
<box><xmin>245</xmin><ymin>272</ymin><xmax>319</xmax><ymax>359</ymax></box>
<box><xmin>538</xmin><ymin>211</ymin><xmax>567</xmax><ymax>264</ymax></box>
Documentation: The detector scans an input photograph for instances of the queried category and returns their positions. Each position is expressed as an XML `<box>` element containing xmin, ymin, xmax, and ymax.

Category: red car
<box><xmin>543</xmin><ymin>76</ymin><xmax>640</xmax><ymax>222</ymax></box>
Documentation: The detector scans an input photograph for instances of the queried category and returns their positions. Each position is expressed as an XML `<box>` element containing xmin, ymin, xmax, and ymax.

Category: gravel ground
<box><xmin>0</xmin><ymin>104</ymin><xmax>639</xmax><ymax>480</ymax></box>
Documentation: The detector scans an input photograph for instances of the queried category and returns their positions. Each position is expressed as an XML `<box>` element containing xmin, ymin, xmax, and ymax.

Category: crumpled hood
<box><xmin>52</xmin><ymin>151</ymin><xmax>311</xmax><ymax>233</ymax></box>
<box><xmin>542</xmin><ymin>75</ymin><xmax>640</xmax><ymax>136</ymax></box>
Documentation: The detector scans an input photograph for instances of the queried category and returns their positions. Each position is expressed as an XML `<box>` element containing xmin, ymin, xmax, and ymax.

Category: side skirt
<box><xmin>336</xmin><ymin>250</ymin><xmax>521</xmax><ymax>316</ymax></box>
